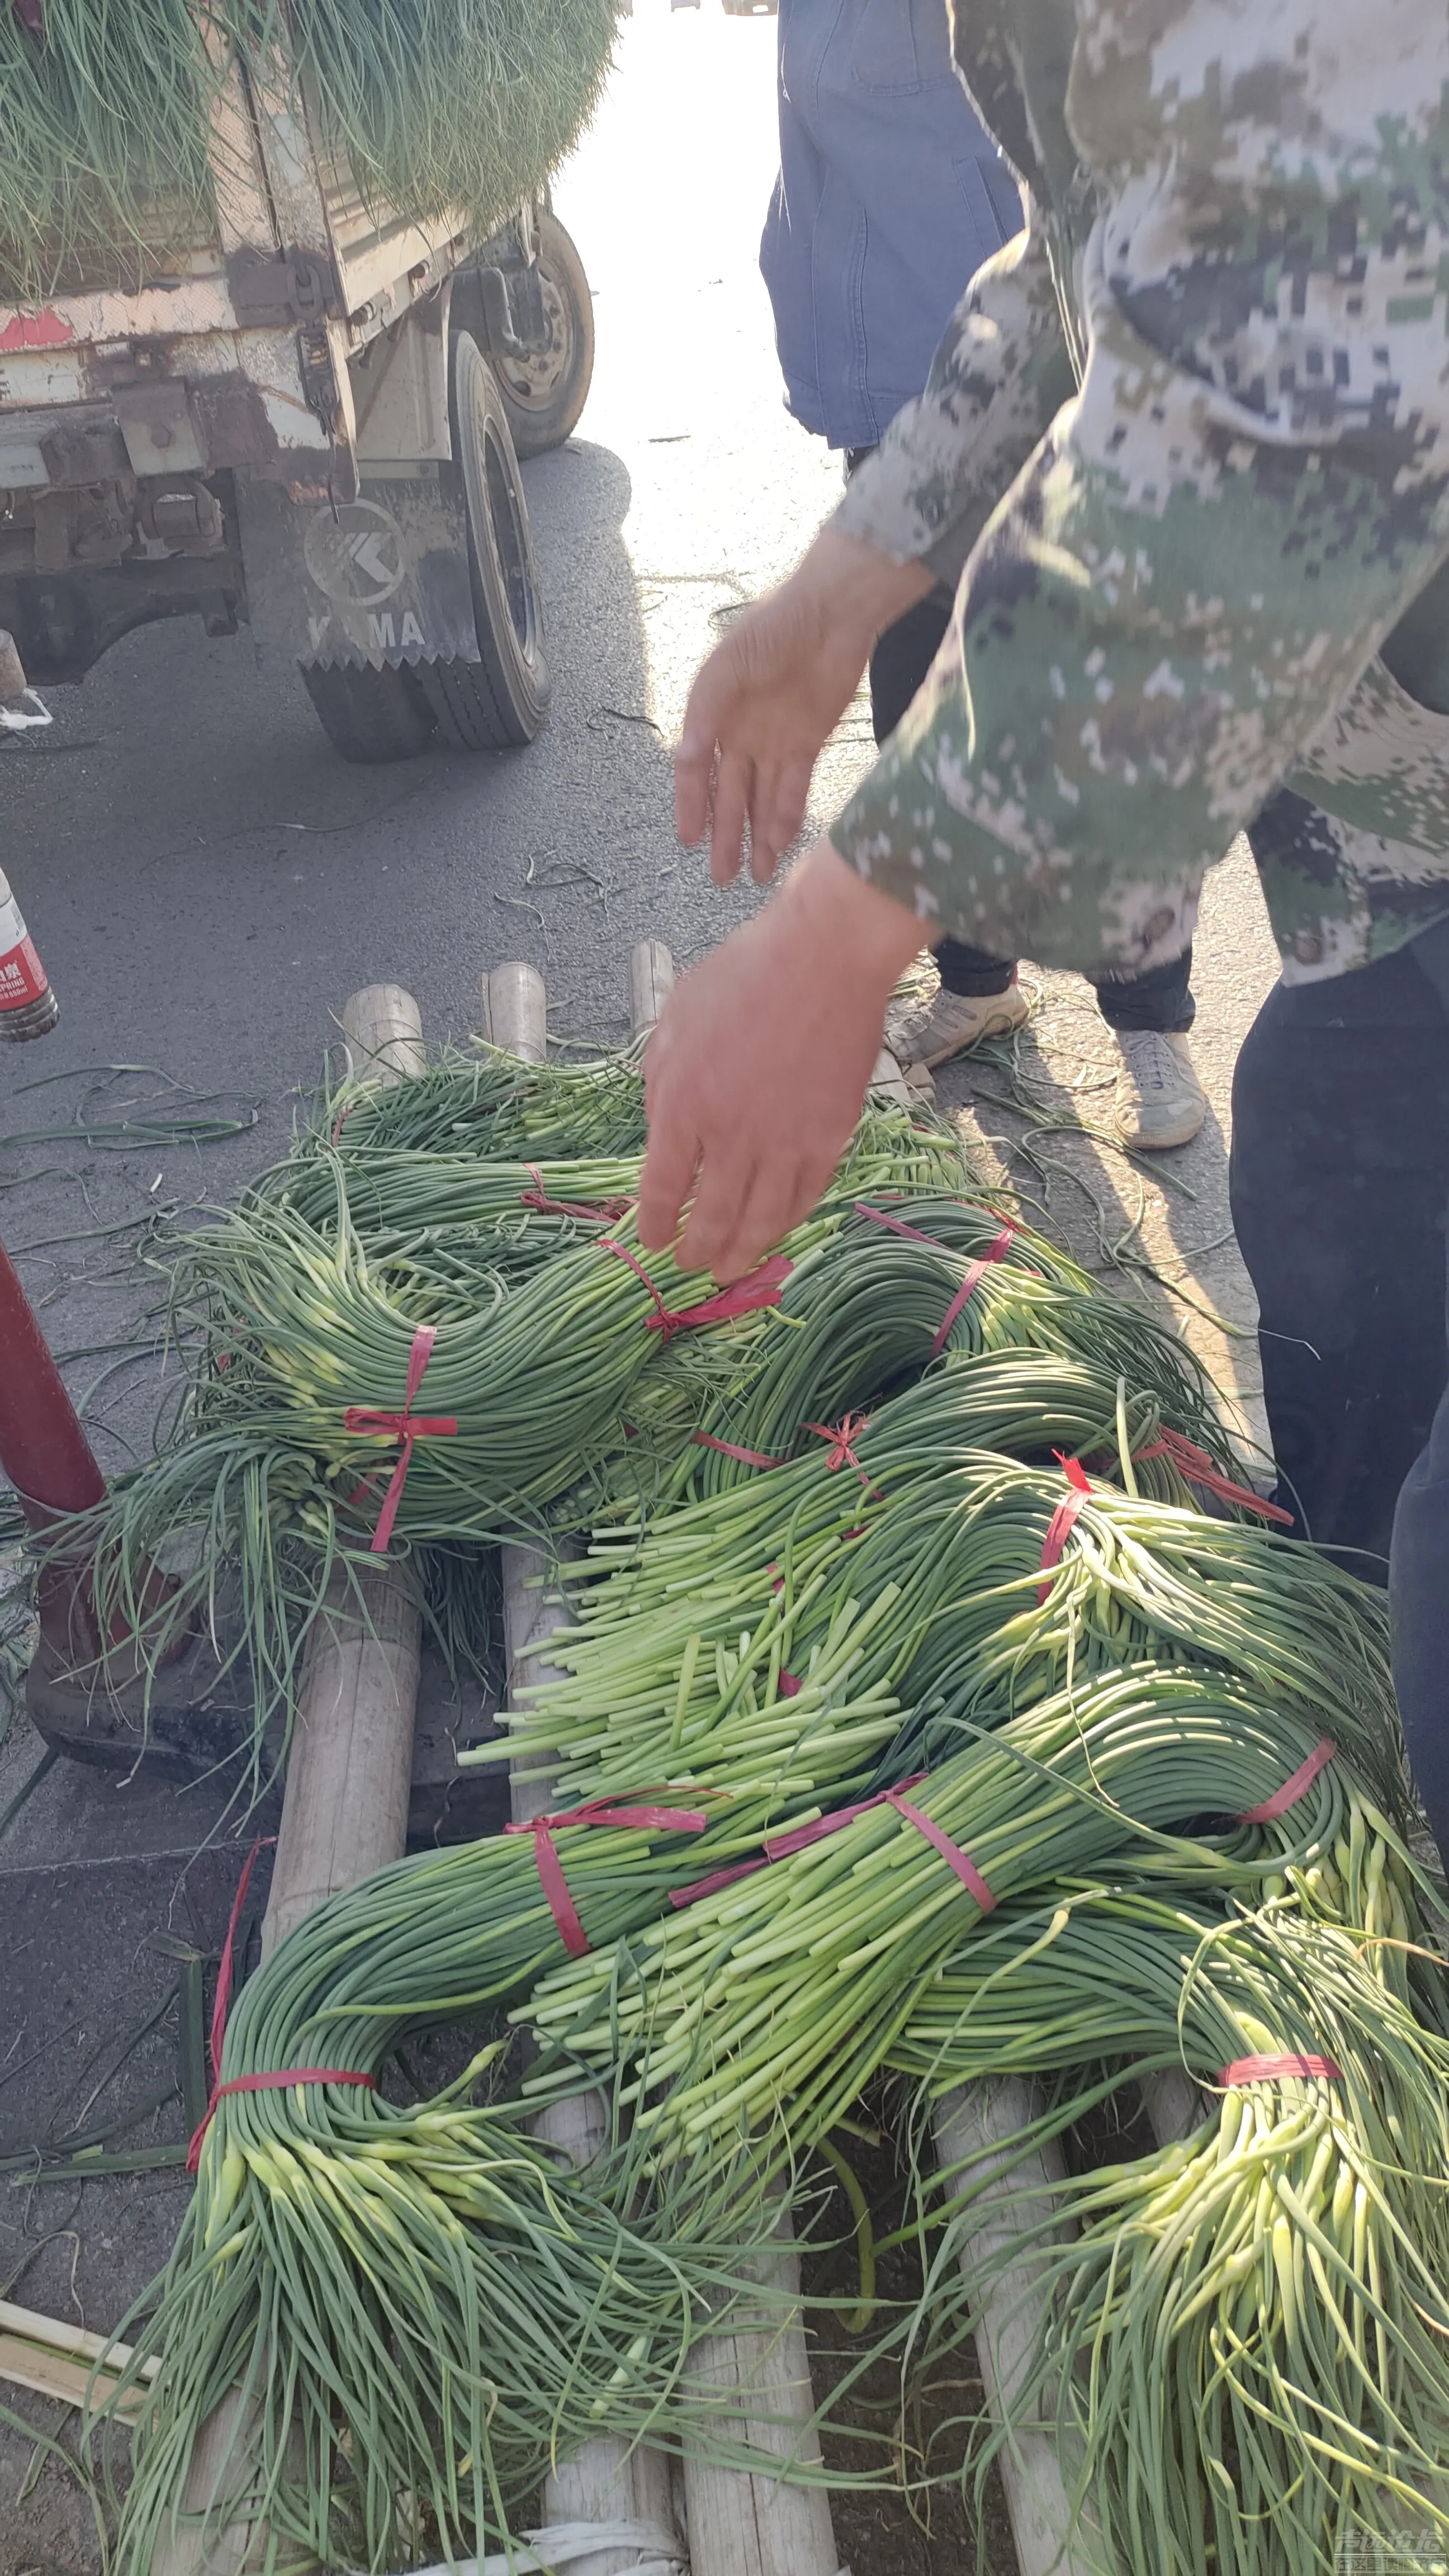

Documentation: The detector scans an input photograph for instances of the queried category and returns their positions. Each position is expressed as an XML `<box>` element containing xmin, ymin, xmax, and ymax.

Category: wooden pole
<box><xmin>261</xmin><ymin>985</ymin><xmax>426</xmax><ymax>1957</ymax></box>
<box><xmin>153</xmin><ymin>985</ymin><xmax>427</xmax><ymax>2576</ymax></box>
<box><xmin>675</xmin><ymin>2209</ymin><xmax>840</xmax><ymax>2576</ymax></box>
<box><xmin>486</xmin><ymin>960</ymin><xmax>548</xmax><ymax>1062</ymax></box>
<box><xmin>504</xmin><ymin>1541</ymin><xmax>682</xmax><ymax>2576</ymax></box>
<box><xmin>629</xmin><ymin>938</ymin><xmax>674</xmax><ymax>1038</ymax></box>
<box><xmin>612</xmin><ymin>940</ymin><xmax>838</xmax><ymax>2576</ymax></box>
<box><xmin>494</xmin><ymin>953</ymin><xmax>683</xmax><ymax>2575</ymax></box>
<box><xmin>932</xmin><ymin>2080</ymin><xmax>1095</xmax><ymax>2576</ymax></box>
<box><xmin>1140</xmin><ymin>2067</ymin><xmax>1208</xmax><ymax>2148</ymax></box>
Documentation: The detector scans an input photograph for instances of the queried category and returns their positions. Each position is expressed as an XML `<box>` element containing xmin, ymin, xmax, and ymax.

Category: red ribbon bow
<box><xmin>804</xmin><ymin>1411</ymin><xmax>878</xmax><ymax>1494</ymax></box>
<box><xmin>506</xmin><ymin>1792</ymin><xmax>708</xmax><ymax>1957</ymax></box>
<box><xmin>1134</xmin><ymin>1426</ymin><xmax>1293</xmax><ymax>1527</ymax></box>
<box><xmin>343</xmin><ymin>1323</ymin><xmax>457</xmax><ymax>1554</ymax></box>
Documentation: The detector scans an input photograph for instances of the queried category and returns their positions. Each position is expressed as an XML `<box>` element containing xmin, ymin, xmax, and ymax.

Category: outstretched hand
<box><xmin>674</xmin><ymin>528</ymin><xmax>931</xmax><ymax>888</ymax></box>
<box><xmin>638</xmin><ymin>840</ymin><xmax>926</xmax><ymax>1282</ymax></box>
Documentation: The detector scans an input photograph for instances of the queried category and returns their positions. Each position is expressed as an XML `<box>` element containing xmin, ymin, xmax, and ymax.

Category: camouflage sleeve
<box><xmin>831</xmin><ymin>208</ymin><xmax>1076</xmax><ymax>592</ymax></box>
<box><xmin>831</xmin><ymin>0</ymin><xmax>1449</xmax><ymax>976</ymax></box>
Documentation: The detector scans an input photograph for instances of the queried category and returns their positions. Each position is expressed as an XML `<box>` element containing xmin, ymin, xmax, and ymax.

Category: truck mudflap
<box><xmin>235</xmin><ymin>463</ymin><xmax>479</xmax><ymax>671</ymax></box>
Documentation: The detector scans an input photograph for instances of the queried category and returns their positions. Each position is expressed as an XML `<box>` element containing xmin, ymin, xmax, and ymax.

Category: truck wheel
<box><xmin>301</xmin><ymin>659</ymin><xmax>437</xmax><ymax>764</ymax></box>
<box><xmin>489</xmin><ymin>213</ymin><xmax>595</xmax><ymax>460</ymax></box>
<box><xmin>419</xmin><ymin>331</ymin><xmax>549</xmax><ymax>750</ymax></box>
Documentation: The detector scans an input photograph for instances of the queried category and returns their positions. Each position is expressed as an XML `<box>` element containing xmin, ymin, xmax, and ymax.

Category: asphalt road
<box><xmin>0</xmin><ymin>6</ymin><xmax>1280</xmax><ymax>2567</ymax></box>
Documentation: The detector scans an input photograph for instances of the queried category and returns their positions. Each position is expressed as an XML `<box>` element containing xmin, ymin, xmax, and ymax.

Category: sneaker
<box><xmin>1111</xmin><ymin>1029</ymin><xmax>1207</xmax><ymax>1149</ymax></box>
<box><xmin>884</xmin><ymin>979</ymin><xmax>1029</xmax><ymax>1069</ymax></box>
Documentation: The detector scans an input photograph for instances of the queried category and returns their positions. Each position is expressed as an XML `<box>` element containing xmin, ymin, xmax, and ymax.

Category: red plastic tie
<box><xmin>185</xmin><ymin>1835</ymin><xmax>271</xmax><ymax>2168</ymax></box>
<box><xmin>804</xmin><ymin>1412</ymin><xmax>878</xmax><ymax>1496</ymax></box>
<box><xmin>506</xmin><ymin>1793</ymin><xmax>708</xmax><ymax>1957</ymax></box>
<box><xmin>693</xmin><ymin>1431</ymin><xmax>788</xmax><ymax>1469</ymax></box>
<box><xmin>600</xmin><ymin>1236</ymin><xmax>671</xmax><ymax>1324</ymax></box>
<box><xmin>854</xmin><ymin>1201</ymin><xmax>940</xmax><ymax>1247</ymax></box>
<box><xmin>1218</xmin><ymin>2053</ymin><xmax>1342</xmax><ymax>2086</ymax></box>
<box><xmin>1135</xmin><ymin>1427</ymin><xmax>1293</xmax><ymax>1527</ymax></box>
<box><xmin>670</xmin><ymin>1859</ymin><xmax>768</xmax><ymax>1909</ymax></box>
<box><xmin>188</xmin><ymin>2069</ymin><xmax>375</xmax><ymax>2172</ymax></box>
<box><xmin>521</xmin><ymin>1166</ymin><xmax>632</xmax><ymax>1222</ymax></box>
<box><xmin>601</xmin><ymin>1243</ymin><xmax>790</xmax><ymax>1340</ymax></box>
<box><xmin>1238</xmin><ymin>1735</ymin><xmax>1336</xmax><ymax>1825</ymax></box>
<box><xmin>763</xmin><ymin>1774</ymin><xmax>929</xmax><ymax>1863</ymax></box>
<box><xmin>671</xmin><ymin>1773</ymin><xmax>993</xmax><ymax>1914</ymax></box>
<box><xmin>884</xmin><ymin>1787</ymin><xmax>997</xmax><ymax>1914</ymax></box>
<box><xmin>343</xmin><ymin>1324</ymin><xmax>457</xmax><ymax>1554</ymax></box>
<box><xmin>932</xmin><ymin>1225</ymin><xmax>1015</xmax><ymax>1358</ymax></box>
<box><xmin>1038</xmin><ymin>1455</ymin><xmax>1092</xmax><ymax>1603</ymax></box>
<box><xmin>854</xmin><ymin>1202</ymin><xmax>1018</xmax><ymax>1360</ymax></box>
<box><xmin>647</xmin><ymin>1256</ymin><xmax>792</xmax><ymax>1339</ymax></box>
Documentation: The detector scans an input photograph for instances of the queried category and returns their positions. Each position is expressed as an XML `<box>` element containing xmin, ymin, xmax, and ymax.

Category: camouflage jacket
<box><xmin>831</xmin><ymin>0</ymin><xmax>1449</xmax><ymax>982</ymax></box>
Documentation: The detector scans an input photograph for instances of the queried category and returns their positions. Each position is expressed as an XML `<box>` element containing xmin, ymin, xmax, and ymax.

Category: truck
<box><xmin>0</xmin><ymin>42</ymin><xmax>595</xmax><ymax>764</ymax></box>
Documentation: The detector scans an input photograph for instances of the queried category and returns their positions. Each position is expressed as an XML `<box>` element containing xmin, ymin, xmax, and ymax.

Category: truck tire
<box><xmin>301</xmin><ymin>659</ymin><xmax>437</xmax><ymax>764</ymax></box>
<box><xmin>418</xmin><ymin>331</ymin><xmax>549</xmax><ymax>751</ymax></box>
<box><xmin>488</xmin><ymin>213</ymin><xmax>595</xmax><ymax>460</ymax></box>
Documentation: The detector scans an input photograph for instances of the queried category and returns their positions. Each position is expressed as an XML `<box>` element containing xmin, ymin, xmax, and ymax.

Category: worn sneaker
<box><xmin>1112</xmin><ymin>1029</ymin><xmax>1207</xmax><ymax>1149</ymax></box>
<box><xmin>884</xmin><ymin>979</ymin><xmax>1029</xmax><ymax>1069</ymax></box>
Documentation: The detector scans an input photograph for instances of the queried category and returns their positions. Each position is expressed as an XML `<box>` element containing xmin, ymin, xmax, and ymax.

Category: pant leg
<box><xmin>868</xmin><ymin>594</ymin><xmax>1018</xmax><ymax>996</ymax></box>
<box><xmin>1391</xmin><ymin>1386</ymin><xmax>1449</xmax><ymax>1864</ymax></box>
<box><xmin>1092</xmin><ymin>946</ymin><xmax>1196</xmax><ymax>1033</ymax></box>
<box><xmin>1228</xmin><ymin>943</ymin><xmax>1449</xmax><ymax>1568</ymax></box>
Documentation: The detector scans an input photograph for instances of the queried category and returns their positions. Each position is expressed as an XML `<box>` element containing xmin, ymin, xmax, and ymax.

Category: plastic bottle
<box><xmin>0</xmin><ymin>865</ymin><xmax>59</xmax><ymax>1040</ymax></box>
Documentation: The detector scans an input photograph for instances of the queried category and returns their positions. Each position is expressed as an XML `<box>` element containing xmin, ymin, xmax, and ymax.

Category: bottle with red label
<box><xmin>0</xmin><ymin>866</ymin><xmax>58</xmax><ymax>1040</ymax></box>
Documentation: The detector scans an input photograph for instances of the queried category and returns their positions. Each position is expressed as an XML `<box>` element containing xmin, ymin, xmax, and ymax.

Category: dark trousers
<box><xmin>869</xmin><ymin>594</ymin><xmax>1195</xmax><ymax>1032</ymax></box>
<box><xmin>1229</xmin><ymin>940</ymin><xmax>1449</xmax><ymax>1861</ymax></box>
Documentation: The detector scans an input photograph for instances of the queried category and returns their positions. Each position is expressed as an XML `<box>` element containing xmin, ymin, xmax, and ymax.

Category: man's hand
<box><xmin>639</xmin><ymin>840</ymin><xmax>926</xmax><ymax>1281</ymax></box>
<box><xmin>675</xmin><ymin>528</ymin><xmax>932</xmax><ymax>888</ymax></box>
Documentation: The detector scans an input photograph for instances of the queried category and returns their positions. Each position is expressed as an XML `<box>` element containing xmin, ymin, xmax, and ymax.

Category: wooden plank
<box><xmin>932</xmin><ymin>2080</ymin><xmax>1096</xmax><ymax>2576</ymax></box>
<box><xmin>259</xmin><ymin>985</ymin><xmax>425</xmax><ymax>1960</ymax></box>
<box><xmin>261</xmin><ymin>1557</ymin><xmax>421</xmax><ymax>1958</ymax></box>
<box><xmin>156</xmin><ymin>984</ymin><xmax>427</xmax><ymax>2576</ymax></box>
<box><xmin>339</xmin><ymin>980</ymin><xmax>428</xmax><ymax>1085</ymax></box>
<box><xmin>496</xmin><ymin>953</ymin><xmax>683</xmax><ymax>2576</ymax></box>
<box><xmin>1140</xmin><ymin>2067</ymin><xmax>1208</xmax><ymax>2148</ymax></box>
<box><xmin>614</xmin><ymin>939</ymin><xmax>839</xmax><ymax>2576</ymax></box>
<box><xmin>629</xmin><ymin>939</ymin><xmax>675</xmax><ymax>1038</ymax></box>
<box><xmin>486</xmin><ymin>960</ymin><xmax>548</xmax><ymax>1064</ymax></box>
<box><xmin>0</xmin><ymin>2333</ymin><xmax>148</xmax><ymax>2426</ymax></box>
<box><xmin>505</xmin><ymin>1543</ymin><xmax>683</xmax><ymax>2576</ymax></box>
<box><xmin>0</xmin><ymin>2296</ymin><xmax>158</xmax><ymax>2377</ymax></box>
<box><xmin>0</xmin><ymin>2297</ymin><xmax>158</xmax><ymax>2424</ymax></box>
<box><xmin>678</xmin><ymin>2205</ymin><xmax>840</xmax><ymax>2576</ymax></box>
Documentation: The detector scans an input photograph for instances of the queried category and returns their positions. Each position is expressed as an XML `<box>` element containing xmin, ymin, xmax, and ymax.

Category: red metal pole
<box><xmin>0</xmin><ymin>1234</ymin><xmax>107</xmax><ymax>1523</ymax></box>
<box><xmin>0</xmin><ymin>1231</ymin><xmax>187</xmax><ymax>1671</ymax></box>
<box><xmin>0</xmin><ymin>1232</ymin><xmax>109</xmax><ymax>1660</ymax></box>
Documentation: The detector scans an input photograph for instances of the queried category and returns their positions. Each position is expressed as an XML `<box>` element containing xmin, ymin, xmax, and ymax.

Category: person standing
<box><xmin>757</xmin><ymin>0</ymin><xmax>1205</xmax><ymax>1147</ymax></box>
<box><xmin>646</xmin><ymin>0</ymin><xmax>1449</xmax><ymax>1863</ymax></box>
